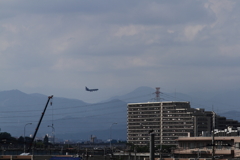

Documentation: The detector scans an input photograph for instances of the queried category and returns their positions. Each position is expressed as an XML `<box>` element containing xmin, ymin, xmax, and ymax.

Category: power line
<box><xmin>0</xmin><ymin>90</ymin><xmax>240</xmax><ymax>125</ymax></box>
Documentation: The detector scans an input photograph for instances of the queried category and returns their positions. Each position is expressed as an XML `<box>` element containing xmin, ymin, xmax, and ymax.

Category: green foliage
<box><xmin>135</xmin><ymin>145</ymin><xmax>149</xmax><ymax>152</ymax></box>
<box><xmin>0</xmin><ymin>132</ymin><xmax>12</xmax><ymax>139</ymax></box>
<box><xmin>126</xmin><ymin>142</ymin><xmax>135</xmax><ymax>151</ymax></box>
<box><xmin>0</xmin><ymin>132</ymin><xmax>17</xmax><ymax>144</ymax></box>
<box><xmin>35</xmin><ymin>141</ymin><xmax>44</xmax><ymax>148</ymax></box>
<box><xmin>18</xmin><ymin>136</ymin><xmax>24</xmax><ymax>144</ymax></box>
<box><xmin>25</xmin><ymin>137</ymin><xmax>32</xmax><ymax>143</ymax></box>
<box><xmin>126</xmin><ymin>143</ymin><xmax>149</xmax><ymax>152</ymax></box>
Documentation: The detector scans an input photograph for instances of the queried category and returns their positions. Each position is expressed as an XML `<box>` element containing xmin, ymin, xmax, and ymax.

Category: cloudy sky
<box><xmin>1</xmin><ymin>0</ymin><xmax>240</xmax><ymax>103</ymax></box>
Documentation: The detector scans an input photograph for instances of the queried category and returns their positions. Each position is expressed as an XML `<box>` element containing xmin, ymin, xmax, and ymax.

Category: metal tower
<box><xmin>155</xmin><ymin>87</ymin><xmax>160</xmax><ymax>102</ymax></box>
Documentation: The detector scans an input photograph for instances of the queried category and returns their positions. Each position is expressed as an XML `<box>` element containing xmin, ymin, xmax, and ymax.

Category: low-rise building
<box><xmin>174</xmin><ymin>136</ymin><xmax>240</xmax><ymax>159</ymax></box>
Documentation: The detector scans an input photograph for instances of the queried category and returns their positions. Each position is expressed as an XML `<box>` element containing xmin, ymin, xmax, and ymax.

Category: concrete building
<box><xmin>127</xmin><ymin>101</ymin><xmax>240</xmax><ymax>146</ymax></box>
<box><xmin>128</xmin><ymin>101</ymin><xmax>208</xmax><ymax>146</ymax></box>
<box><xmin>174</xmin><ymin>136</ymin><xmax>240</xmax><ymax>158</ymax></box>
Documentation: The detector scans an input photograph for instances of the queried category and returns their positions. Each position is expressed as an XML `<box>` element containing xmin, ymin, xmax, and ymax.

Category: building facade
<box><xmin>127</xmin><ymin>101</ymin><xmax>240</xmax><ymax>146</ymax></box>
<box><xmin>174</xmin><ymin>136</ymin><xmax>240</xmax><ymax>158</ymax></box>
<box><xmin>128</xmin><ymin>101</ymin><xmax>201</xmax><ymax>146</ymax></box>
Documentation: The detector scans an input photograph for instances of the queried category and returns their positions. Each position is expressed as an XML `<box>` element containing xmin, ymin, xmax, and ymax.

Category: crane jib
<box><xmin>27</xmin><ymin>95</ymin><xmax>53</xmax><ymax>153</ymax></box>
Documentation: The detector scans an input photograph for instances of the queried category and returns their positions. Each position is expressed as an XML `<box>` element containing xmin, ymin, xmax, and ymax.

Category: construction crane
<box><xmin>27</xmin><ymin>95</ymin><xmax>53</xmax><ymax>153</ymax></box>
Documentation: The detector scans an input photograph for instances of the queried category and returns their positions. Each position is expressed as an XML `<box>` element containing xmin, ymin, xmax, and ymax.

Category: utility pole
<box><xmin>140</xmin><ymin>123</ymin><xmax>155</xmax><ymax>160</ymax></box>
<box><xmin>150</xmin><ymin>133</ymin><xmax>155</xmax><ymax>160</ymax></box>
<box><xmin>110</xmin><ymin>122</ymin><xmax>117</xmax><ymax>149</ymax></box>
<box><xmin>212</xmin><ymin>111</ymin><xmax>215</xmax><ymax>160</ymax></box>
<box><xmin>24</xmin><ymin>123</ymin><xmax>32</xmax><ymax>153</ymax></box>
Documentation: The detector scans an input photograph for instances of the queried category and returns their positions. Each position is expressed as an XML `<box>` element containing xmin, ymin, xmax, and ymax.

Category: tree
<box><xmin>25</xmin><ymin>137</ymin><xmax>32</xmax><ymax>143</ymax></box>
<box><xmin>18</xmin><ymin>136</ymin><xmax>24</xmax><ymax>144</ymax></box>
<box><xmin>0</xmin><ymin>132</ymin><xmax>17</xmax><ymax>145</ymax></box>
<box><xmin>0</xmin><ymin>132</ymin><xmax>11</xmax><ymax>139</ymax></box>
<box><xmin>35</xmin><ymin>140</ymin><xmax>44</xmax><ymax>148</ymax></box>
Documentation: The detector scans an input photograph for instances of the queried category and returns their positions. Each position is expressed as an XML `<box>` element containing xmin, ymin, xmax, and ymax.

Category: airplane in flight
<box><xmin>85</xmin><ymin>86</ymin><xmax>99</xmax><ymax>92</ymax></box>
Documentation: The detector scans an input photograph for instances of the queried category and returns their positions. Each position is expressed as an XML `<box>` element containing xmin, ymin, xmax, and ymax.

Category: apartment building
<box><xmin>128</xmin><ymin>101</ymin><xmax>209</xmax><ymax>146</ymax></box>
<box><xmin>127</xmin><ymin>101</ymin><xmax>240</xmax><ymax>146</ymax></box>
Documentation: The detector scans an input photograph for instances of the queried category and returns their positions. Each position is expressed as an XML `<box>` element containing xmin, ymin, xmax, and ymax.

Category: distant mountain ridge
<box><xmin>0</xmin><ymin>89</ymin><xmax>127</xmax><ymax>141</ymax></box>
<box><xmin>0</xmin><ymin>87</ymin><xmax>240</xmax><ymax>141</ymax></box>
<box><xmin>108</xmin><ymin>86</ymin><xmax>155</xmax><ymax>103</ymax></box>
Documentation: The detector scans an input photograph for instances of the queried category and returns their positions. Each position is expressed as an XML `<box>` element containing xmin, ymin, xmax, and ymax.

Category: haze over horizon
<box><xmin>0</xmin><ymin>87</ymin><xmax>239</xmax><ymax>141</ymax></box>
<box><xmin>1</xmin><ymin>1</ymin><xmax>240</xmax><ymax>103</ymax></box>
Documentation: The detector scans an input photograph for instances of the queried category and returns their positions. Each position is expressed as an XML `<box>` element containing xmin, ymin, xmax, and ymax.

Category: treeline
<box><xmin>0</xmin><ymin>132</ymin><xmax>50</xmax><ymax>148</ymax></box>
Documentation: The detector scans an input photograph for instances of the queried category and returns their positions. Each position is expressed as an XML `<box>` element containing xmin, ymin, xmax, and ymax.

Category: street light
<box><xmin>48</xmin><ymin>124</ymin><xmax>55</xmax><ymax>144</ymax></box>
<box><xmin>110</xmin><ymin>123</ymin><xmax>117</xmax><ymax>149</ymax></box>
<box><xmin>24</xmin><ymin>123</ymin><xmax>32</xmax><ymax>153</ymax></box>
<box><xmin>140</xmin><ymin>123</ymin><xmax>155</xmax><ymax>160</ymax></box>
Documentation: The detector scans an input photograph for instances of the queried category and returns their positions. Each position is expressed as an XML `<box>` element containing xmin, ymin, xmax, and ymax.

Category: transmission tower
<box><xmin>155</xmin><ymin>87</ymin><xmax>161</xmax><ymax>102</ymax></box>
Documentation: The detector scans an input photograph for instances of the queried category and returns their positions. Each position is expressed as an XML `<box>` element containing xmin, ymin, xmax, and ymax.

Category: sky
<box><xmin>1</xmin><ymin>0</ymin><xmax>240</xmax><ymax>103</ymax></box>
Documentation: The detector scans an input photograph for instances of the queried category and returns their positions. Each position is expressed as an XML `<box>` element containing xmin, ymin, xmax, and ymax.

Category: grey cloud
<box><xmin>0</xmin><ymin>1</ymin><xmax>216</xmax><ymax>26</ymax></box>
<box><xmin>0</xmin><ymin>1</ymin><xmax>134</xmax><ymax>15</ymax></box>
<box><xmin>0</xmin><ymin>0</ymin><xmax>240</xmax><ymax>101</ymax></box>
<box><xmin>96</xmin><ymin>0</ymin><xmax>216</xmax><ymax>26</ymax></box>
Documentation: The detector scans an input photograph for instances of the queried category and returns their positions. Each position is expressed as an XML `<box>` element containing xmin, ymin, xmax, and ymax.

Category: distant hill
<box><xmin>108</xmin><ymin>86</ymin><xmax>155</xmax><ymax>103</ymax></box>
<box><xmin>218</xmin><ymin>110</ymin><xmax>240</xmax><ymax>122</ymax></box>
<box><xmin>1</xmin><ymin>87</ymin><xmax>240</xmax><ymax>141</ymax></box>
<box><xmin>0</xmin><ymin>90</ymin><xmax>126</xmax><ymax>141</ymax></box>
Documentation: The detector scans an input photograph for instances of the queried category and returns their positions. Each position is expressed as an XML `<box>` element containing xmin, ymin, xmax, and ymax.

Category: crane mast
<box><xmin>27</xmin><ymin>95</ymin><xmax>53</xmax><ymax>153</ymax></box>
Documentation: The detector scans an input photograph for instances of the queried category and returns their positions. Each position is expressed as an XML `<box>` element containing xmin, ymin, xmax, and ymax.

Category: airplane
<box><xmin>85</xmin><ymin>86</ymin><xmax>99</xmax><ymax>92</ymax></box>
